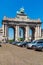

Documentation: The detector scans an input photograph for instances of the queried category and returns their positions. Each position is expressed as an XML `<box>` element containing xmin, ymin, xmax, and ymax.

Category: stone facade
<box><xmin>0</xmin><ymin>28</ymin><xmax>3</xmax><ymax>41</ymax></box>
<box><xmin>0</xmin><ymin>8</ymin><xmax>42</xmax><ymax>42</ymax></box>
<box><xmin>41</xmin><ymin>29</ymin><xmax>43</xmax><ymax>38</ymax></box>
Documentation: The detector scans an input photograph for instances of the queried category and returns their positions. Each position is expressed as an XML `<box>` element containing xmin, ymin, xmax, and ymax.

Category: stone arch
<box><xmin>30</xmin><ymin>27</ymin><xmax>35</xmax><ymax>41</ymax></box>
<box><xmin>19</xmin><ymin>26</ymin><xmax>25</xmax><ymax>41</ymax></box>
<box><xmin>8</xmin><ymin>26</ymin><xmax>16</xmax><ymax>41</ymax></box>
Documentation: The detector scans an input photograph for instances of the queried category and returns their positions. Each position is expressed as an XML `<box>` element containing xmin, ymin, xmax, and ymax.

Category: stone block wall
<box><xmin>41</xmin><ymin>29</ymin><xmax>43</xmax><ymax>38</ymax></box>
<box><xmin>0</xmin><ymin>28</ymin><xmax>3</xmax><ymax>42</ymax></box>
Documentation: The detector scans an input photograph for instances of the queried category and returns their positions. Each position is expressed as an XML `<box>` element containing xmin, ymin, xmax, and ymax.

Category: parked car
<box><xmin>12</xmin><ymin>41</ymin><xmax>20</xmax><ymax>45</ymax></box>
<box><xmin>16</xmin><ymin>42</ymin><xmax>29</xmax><ymax>47</ymax></box>
<box><xmin>33</xmin><ymin>41</ymin><xmax>43</xmax><ymax>51</ymax></box>
<box><xmin>26</xmin><ymin>40</ymin><xmax>38</xmax><ymax>49</ymax></box>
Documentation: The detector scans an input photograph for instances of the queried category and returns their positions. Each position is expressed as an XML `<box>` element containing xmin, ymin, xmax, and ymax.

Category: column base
<box><xmin>35</xmin><ymin>36</ymin><xmax>41</xmax><ymax>40</ymax></box>
<box><xmin>15</xmin><ymin>38</ymin><xmax>19</xmax><ymax>42</ymax></box>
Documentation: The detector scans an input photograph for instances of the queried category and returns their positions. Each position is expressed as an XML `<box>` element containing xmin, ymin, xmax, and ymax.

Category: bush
<box><xmin>18</xmin><ymin>38</ymin><xmax>24</xmax><ymax>41</ymax></box>
<box><xmin>8</xmin><ymin>39</ymin><xmax>14</xmax><ymax>43</ymax></box>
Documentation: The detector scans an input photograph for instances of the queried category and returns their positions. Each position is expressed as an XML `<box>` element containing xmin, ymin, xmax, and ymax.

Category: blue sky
<box><xmin>0</xmin><ymin>0</ymin><xmax>43</xmax><ymax>39</ymax></box>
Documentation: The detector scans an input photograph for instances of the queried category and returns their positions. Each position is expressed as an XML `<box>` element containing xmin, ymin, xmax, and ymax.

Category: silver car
<box><xmin>26</xmin><ymin>40</ymin><xmax>38</xmax><ymax>49</ymax></box>
<box><xmin>34</xmin><ymin>41</ymin><xmax>43</xmax><ymax>51</ymax></box>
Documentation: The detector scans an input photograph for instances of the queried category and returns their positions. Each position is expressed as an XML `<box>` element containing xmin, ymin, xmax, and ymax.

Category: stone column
<box><xmin>2</xmin><ymin>24</ymin><xmax>8</xmax><ymax>42</ymax></box>
<box><xmin>2</xmin><ymin>24</ymin><xmax>5</xmax><ymax>36</ymax></box>
<box><xmin>35</xmin><ymin>26</ymin><xmax>38</xmax><ymax>40</ymax></box>
<box><xmin>25</xmin><ymin>26</ymin><xmax>30</xmax><ymax>41</ymax></box>
<box><xmin>15</xmin><ymin>26</ymin><xmax>19</xmax><ymax>41</ymax></box>
<box><xmin>37</xmin><ymin>25</ymin><xmax>40</xmax><ymax>37</ymax></box>
<box><xmin>37</xmin><ymin>25</ymin><xmax>41</xmax><ymax>39</ymax></box>
<box><xmin>4</xmin><ymin>24</ymin><xmax>8</xmax><ymax>42</ymax></box>
<box><xmin>5</xmin><ymin>25</ymin><xmax>7</xmax><ymax>36</ymax></box>
<box><xmin>39</xmin><ymin>26</ymin><xmax>41</xmax><ymax>38</ymax></box>
<box><xmin>35</xmin><ymin>25</ymin><xmax>41</xmax><ymax>40</ymax></box>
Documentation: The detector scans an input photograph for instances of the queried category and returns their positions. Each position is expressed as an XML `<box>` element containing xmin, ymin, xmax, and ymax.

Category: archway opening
<box><xmin>30</xmin><ymin>27</ymin><xmax>35</xmax><ymax>41</ymax></box>
<box><xmin>8</xmin><ymin>27</ymin><xmax>15</xmax><ymax>42</ymax></box>
<box><xmin>19</xmin><ymin>27</ymin><xmax>25</xmax><ymax>41</ymax></box>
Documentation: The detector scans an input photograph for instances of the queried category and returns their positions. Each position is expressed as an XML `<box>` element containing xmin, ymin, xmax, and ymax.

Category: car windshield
<box><xmin>35</xmin><ymin>40</ymin><xmax>43</xmax><ymax>45</ymax></box>
<box><xmin>31</xmin><ymin>40</ymin><xmax>37</xmax><ymax>44</ymax></box>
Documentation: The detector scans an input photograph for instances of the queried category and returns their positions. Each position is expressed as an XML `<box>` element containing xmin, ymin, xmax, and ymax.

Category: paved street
<box><xmin>0</xmin><ymin>43</ymin><xmax>43</xmax><ymax>65</ymax></box>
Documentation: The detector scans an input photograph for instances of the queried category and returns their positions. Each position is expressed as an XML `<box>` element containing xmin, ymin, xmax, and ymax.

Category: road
<box><xmin>0</xmin><ymin>43</ymin><xmax>43</xmax><ymax>65</ymax></box>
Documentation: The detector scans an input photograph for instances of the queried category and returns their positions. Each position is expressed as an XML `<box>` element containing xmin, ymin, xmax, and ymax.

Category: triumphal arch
<box><xmin>2</xmin><ymin>8</ymin><xmax>41</xmax><ymax>42</ymax></box>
